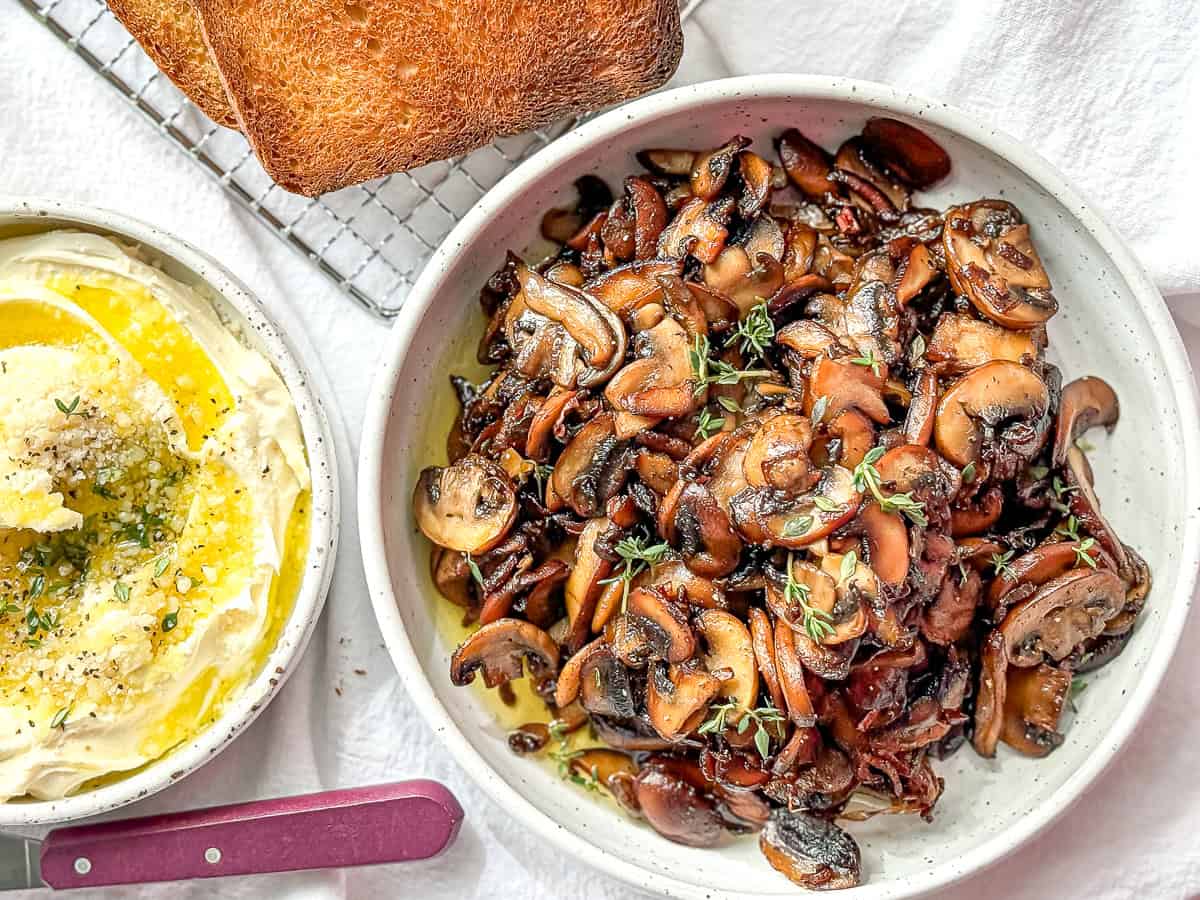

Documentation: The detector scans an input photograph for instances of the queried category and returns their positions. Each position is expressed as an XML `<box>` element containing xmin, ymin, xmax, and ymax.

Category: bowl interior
<box><xmin>0</xmin><ymin>205</ymin><xmax>338</xmax><ymax>824</ymax></box>
<box><xmin>369</xmin><ymin>86</ymin><xmax>1197</xmax><ymax>897</ymax></box>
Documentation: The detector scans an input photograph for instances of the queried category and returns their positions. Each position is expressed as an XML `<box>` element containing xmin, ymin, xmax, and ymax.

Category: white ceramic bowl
<box><xmin>0</xmin><ymin>198</ymin><xmax>339</xmax><ymax>826</ymax></box>
<box><xmin>359</xmin><ymin>76</ymin><xmax>1200</xmax><ymax>897</ymax></box>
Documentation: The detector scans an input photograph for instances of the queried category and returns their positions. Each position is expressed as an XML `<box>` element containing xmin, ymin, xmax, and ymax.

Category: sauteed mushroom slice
<box><xmin>703</xmin><ymin>246</ymin><xmax>786</xmax><ymax>317</ymax></box>
<box><xmin>552</xmin><ymin>414</ymin><xmax>631</xmax><ymax>518</ymax></box>
<box><xmin>605</xmin><ymin>315</ymin><xmax>697</xmax><ymax>437</ymax></box>
<box><xmin>934</xmin><ymin>361</ymin><xmax>1050</xmax><ymax>467</ymax></box>
<box><xmin>586</xmin><ymin>259</ymin><xmax>683</xmax><ymax>315</ymax></box>
<box><xmin>658</xmin><ymin>196</ymin><xmax>735</xmax><ymax>263</ymax></box>
<box><xmin>925</xmin><ymin>313</ymin><xmax>1040</xmax><ymax>375</ymax></box>
<box><xmin>635</xmin><ymin>764</ymin><xmax>726</xmax><ymax>847</ymax></box>
<box><xmin>732</xmin><ymin>464</ymin><xmax>862</xmax><ymax>548</ymax></box>
<box><xmin>697</xmin><ymin>609</ymin><xmax>759</xmax><ymax>719</ymax></box>
<box><xmin>987</xmin><ymin>540</ymin><xmax>1103</xmax><ymax>610</ymax></box>
<box><xmin>972</xmin><ymin>629</ymin><xmax>1008</xmax><ymax>757</ymax></box>
<box><xmin>743</xmin><ymin>413</ymin><xmax>818</xmax><ymax>493</ymax></box>
<box><xmin>861</xmin><ymin>117</ymin><xmax>951</xmax><ymax>189</ymax></box>
<box><xmin>1001</xmin><ymin>568</ymin><xmax>1126</xmax><ymax>666</ymax></box>
<box><xmin>625</xmin><ymin>176</ymin><xmax>669</xmax><ymax>260</ymax></box>
<box><xmin>660</xmin><ymin>481</ymin><xmax>743</xmax><ymax>578</ymax></box>
<box><xmin>1053</xmin><ymin>376</ymin><xmax>1119</xmax><ymax>467</ymax></box>
<box><xmin>564</xmin><ymin>518</ymin><xmax>612</xmax><ymax>647</ymax></box>
<box><xmin>760</xmin><ymin>808</ymin><xmax>861</xmax><ymax>890</ymax></box>
<box><xmin>647</xmin><ymin>662</ymin><xmax>723</xmax><ymax>741</ymax></box>
<box><xmin>777</xmin><ymin>129</ymin><xmax>837</xmax><ymax>201</ymax></box>
<box><xmin>860</xmin><ymin>501</ymin><xmax>910</xmax><ymax>585</ymax></box>
<box><xmin>1001</xmin><ymin>663</ymin><xmax>1071</xmax><ymax>757</ymax></box>
<box><xmin>515</xmin><ymin>262</ymin><xmax>627</xmax><ymax>387</ymax></box>
<box><xmin>627</xmin><ymin>586</ymin><xmax>698</xmax><ymax>664</ymax></box>
<box><xmin>691</xmin><ymin>136</ymin><xmax>751</xmax><ymax>200</ymax></box>
<box><xmin>943</xmin><ymin>200</ymin><xmax>1057</xmax><ymax>329</ymax></box>
<box><xmin>806</xmin><ymin>356</ymin><xmax>890</xmax><ymax>425</ymax></box>
<box><xmin>738</xmin><ymin>150</ymin><xmax>776</xmax><ymax>218</ymax></box>
<box><xmin>749</xmin><ymin>607</ymin><xmax>787</xmax><ymax>714</ymax></box>
<box><xmin>431</xmin><ymin>546</ymin><xmax>473</xmax><ymax>607</ymax></box>
<box><xmin>773</xmin><ymin>624</ymin><xmax>816</xmax><ymax>724</ymax></box>
<box><xmin>1064</xmin><ymin>446</ymin><xmax>1129</xmax><ymax>571</ymax></box>
<box><xmin>449</xmin><ymin>619</ymin><xmax>560</xmax><ymax>688</ymax></box>
<box><xmin>894</xmin><ymin>243</ymin><xmax>937</xmax><ymax>304</ymax></box>
<box><xmin>835</xmin><ymin>136</ymin><xmax>911</xmax><ymax>211</ymax></box>
<box><xmin>414</xmin><ymin>455</ymin><xmax>517</xmax><ymax>554</ymax></box>
<box><xmin>637</xmin><ymin>148</ymin><xmax>698</xmax><ymax>176</ymax></box>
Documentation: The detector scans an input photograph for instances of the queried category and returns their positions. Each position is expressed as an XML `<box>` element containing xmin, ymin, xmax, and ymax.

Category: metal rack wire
<box><xmin>19</xmin><ymin>0</ymin><xmax>705</xmax><ymax>319</ymax></box>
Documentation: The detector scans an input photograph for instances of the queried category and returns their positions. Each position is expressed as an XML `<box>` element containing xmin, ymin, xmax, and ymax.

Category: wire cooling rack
<box><xmin>19</xmin><ymin>0</ymin><xmax>706</xmax><ymax>319</ymax></box>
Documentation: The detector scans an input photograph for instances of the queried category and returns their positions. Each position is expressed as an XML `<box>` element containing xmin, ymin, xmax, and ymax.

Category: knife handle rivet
<box><xmin>204</xmin><ymin>847</ymin><xmax>222</xmax><ymax>865</ymax></box>
<box><xmin>73</xmin><ymin>857</ymin><xmax>92</xmax><ymax>876</ymax></box>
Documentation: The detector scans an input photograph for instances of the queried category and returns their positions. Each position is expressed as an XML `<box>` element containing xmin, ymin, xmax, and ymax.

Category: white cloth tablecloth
<box><xmin>2</xmin><ymin>1</ymin><xmax>1199</xmax><ymax>896</ymax></box>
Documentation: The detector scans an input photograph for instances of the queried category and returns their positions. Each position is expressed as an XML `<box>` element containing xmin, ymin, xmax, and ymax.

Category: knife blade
<box><xmin>0</xmin><ymin>780</ymin><xmax>461</xmax><ymax>890</ymax></box>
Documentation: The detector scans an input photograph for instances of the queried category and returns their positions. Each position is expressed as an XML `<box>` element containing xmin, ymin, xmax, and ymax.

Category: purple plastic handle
<box><xmin>39</xmin><ymin>780</ymin><xmax>463</xmax><ymax>889</ymax></box>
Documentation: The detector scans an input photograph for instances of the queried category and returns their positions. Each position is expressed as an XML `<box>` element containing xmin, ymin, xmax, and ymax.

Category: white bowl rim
<box><xmin>358</xmin><ymin>74</ymin><xmax>1200</xmax><ymax>898</ymax></box>
<box><xmin>0</xmin><ymin>196</ymin><xmax>340</xmax><ymax>826</ymax></box>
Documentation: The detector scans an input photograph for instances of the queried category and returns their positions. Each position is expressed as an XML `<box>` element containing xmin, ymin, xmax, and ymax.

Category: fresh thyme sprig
<box><xmin>694</xmin><ymin>408</ymin><xmax>726</xmax><ymax>440</ymax></box>
<box><xmin>785</xmin><ymin>552</ymin><xmax>835</xmax><ymax>643</ymax></box>
<box><xmin>54</xmin><ymin>396</ymin><xmax>87</xmax><ymax>418</ymax></box>
<box><xmin>851</xmin><ymin>447</ymin><xmax>928</xmax><ymax>526</ymax></box>
<box><xmin>697</xmin><ymin>698</ymin><xmax>786</xmax><ymax>759</ymax></box>
<box><xmin>546</xmin><ymin>720</ymin><xmax>600</xmax><ymax>792</ymax></box>
<box><xmin>463</xmin><ymin>553</ymin><xmax>484</xmax><ymax>586</ymax></box>
<box><xmin>990</xmin><ymin>550</ymin><xmax>1016</xmax><ymax>580</ymax></box>
<box><xmin>849</xmin><ymin>348</ymin><xmax>882</xmax><ymax>377</ymax></box>
<box><xmin>689</xmin><ymin>335</ymin><xmax>772</xmax><ymax>396</ymax></box>
<box><xmin>731</xmin><ymin>302</ymin><xmax>775</xmax><ymax>361</ymax></box>
<box><xmin>599</xmin><ymin>530</ymin><xmax>671</xmax><ymax>611</ymax></box>
<box><xmin>1073</xmin><ymin>537</ymin><xmax>1098</xmax><ymax>569</ymax></box>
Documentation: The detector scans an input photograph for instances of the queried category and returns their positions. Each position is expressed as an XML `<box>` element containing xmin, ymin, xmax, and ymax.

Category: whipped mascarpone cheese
<box><xmin>0</xmin><ymin>231</ymin><xmax>310</xmax><ymax>800</ymax></box>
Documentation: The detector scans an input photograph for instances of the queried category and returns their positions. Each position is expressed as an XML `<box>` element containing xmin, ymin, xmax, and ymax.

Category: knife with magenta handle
<box><xmin>0</xmin><ymin>780</ymin><xmax>462</xmax><ymax>890</ymax></box>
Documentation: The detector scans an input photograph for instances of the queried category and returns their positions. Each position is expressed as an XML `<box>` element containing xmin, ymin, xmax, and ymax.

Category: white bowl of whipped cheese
<box><xmin>0</xmin><ymin>198</ymin><xmax>338</xmax><ymax>824</ymax></box>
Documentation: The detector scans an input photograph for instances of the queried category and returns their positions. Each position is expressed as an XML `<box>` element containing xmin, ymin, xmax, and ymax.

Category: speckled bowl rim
<box><xmin>0</xmin><ymin>197</ymin><xmax>340</xmax><ymax>826</ymax></box>
<box><xmin>359</xmin><ymin>75</ymin><xmax>1200</xmax><ymax>899</ymax></box>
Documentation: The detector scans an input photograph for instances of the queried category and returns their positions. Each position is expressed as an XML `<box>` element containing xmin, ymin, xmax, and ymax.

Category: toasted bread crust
<box><xmin>191</xmin><ymin>0</ymin><xmax>683</xmax><ymax>195</ymax></box>
<box><xmin>107</xmin><ymin>0</ymin><xmax>237</xmax><ymax>127</ymax></box>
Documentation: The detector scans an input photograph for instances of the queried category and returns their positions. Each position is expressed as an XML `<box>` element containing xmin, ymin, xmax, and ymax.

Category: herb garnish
<box><xmin>697</xmin><ymin>698</ymin><xmax>786</xmax><ymax>759</ymax></box>
<box><xmin>54</xmin><ymin>396</ymin><xmax>86</xmax><ymax>418</ymax></box>
<box><xmin>600</xmin><ymin>530</ymin><xmax>671</xmax><ymax>611</ymax></box>
<box><xmin>990</xmin><ymin>550</ymin><xmax>1016</xmax><ymax>580</ymax></box>
<box><xmin>689</xmin><ymin>335</ymin><xmax>772</xmax><ymax>395</ymax></box>
<box><xmin>849</xmin><ymin>348</ymin><xmax>882</xmax><ymax>377</ymax></box>
<box><xmin>50</xmin><ymin>707</ymin><xmax>70</xmax><ymax>730</ymax></box>
<box><xmin>161</xmin><ymin>611</ymin><xmax>178</xmax><ymax>633</ymax></box>
<box><xmin>694</xmin><ymin>408</ymin><xmax>726</xmax><ymax>440</ymax></box>
<box><xmin>114</xmin><ymin>581</ymin><xmax>131</xmax><ymax>603</ymax></box>
<box><xmin>463</xmin><ymin>553</ymin><xmax>484</xmax><ymax>586</ymax></box>
<box><xmin>785</xmin><ymin>552</ymin><xmax>835</xmax><ymax>643</ymax></box>
<box><xmin>731</xmin><ymin>302</ymin><xmax>775</xmax><ymax>361</ymax></box>
<box><xmin>851</xmin><ymin>447</ymin><xmax>928</xmax><ymax>526</ymax></box>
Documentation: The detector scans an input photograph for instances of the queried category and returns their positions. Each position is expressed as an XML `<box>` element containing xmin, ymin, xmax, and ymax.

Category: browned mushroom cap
<box><xmin>431</xmin><ymin>546</ymin><xmax>473</xmax><ymax>607</ymax></box>
<box><xmin>554</xmin><ymin>637</ymin><xmax>607</xmax><ymax>708</ymax></box>
<box><xmin>748</xmin><ymin>607</ymin><xmax>787</xmax><ymax>714</ymax></box>
<box><xmin>637</xmin><ymin>148</ymin><xmax>698</xmax><ymax>176</ymax></box>
<box><xmin>658</xmin><ymin>196</ymin><xmax>735</xmax><ymax>263</ymax></box>
<box><xmin>731</xmin><ymin>465</ymin><xmax>863</xmax><ymax>548</ymax></box>
<box><xmin>860</xmin><ymin>501</ymin><xmax>910</xmax><ymax>585</ymax></box>
<box><xmin>647</xmin><ymin>661</ymin><xmax>722</xmax><ymax>740</ymax></box>
<box><xmin>950</xmin><ymin>485</ymin><xmax>1004</xmax><ymax>537</ymax></box>
<box><xmin>690</xmin><ymin>136</ymin><xmax>751</xmax><ymax>200</ymax></box>
<box><xmin>636</xmin><ymin>559</ymin><xmax>728</xmax><ymax>609</ymax></box>
<box><xmin>449</xmin><ymin>618</ymin><xmax>560</xmax><ymax>688</ymax></box>
<box><xmin>776</xmin><ymin>129</ymin><xmax>837</xmax><ymax>200</ymax></box>
<box><xmin>738</xmin><ymin>150</ymin><xmax>776</xmax><ymax>218</ymax></box>
<box><xmin>634</xmin><ymin>763</ymin><xmax>726</xmax><ymax>847</ymax></box>
<box><xmin>624</xmin><ymin>586</ymin><xmax>698</xmax><ymax>664</ymax></box>
<box><xmin>925</xmin><ymin>312</ymin><xmax>1041</xmax><ymax>375</ymax></box>
<box><xmin>552</xmin><ymin>414</ymin><xmax>630</xmax><ymax>518</ymax></box>
<box><xmin>414</xmin><ymin>455</ymin><xmax>517</xmax><ymax>554</ymax></box>
<box><xmin>895</xmin><ymin>243</ymin><xmax>937</xmax><ymax>305</ymax></box>
<box><xmin>775</xmin><ymin>319</ymin><xmax>845</xmax><ymax>358</ymax></box>
<box><xmin>697</xmin><ymin>609</ymin><xmax>759</xmax><ymax>719</ymax></box>
<box><xmin>514</xmin><ymin>262</ymin><xmax>627</xmax><ymax>387</ymax></box>
<box><xmin>1053</xmin><ymin>376</ymin><xmax>1119</xmax><ymax>467</ymax></box>
<box><xmin>586</xmin><ymin>259</ymin><xmax>683</xmax><ymax>316</ymax></box>
<box><xmin>835</xmin><ymin>136</ymin><xmax>911</xmax><ymax>212</ymax></box>
<box><xmin>759</xmin><ymin>808</ymin><xmax>861</xmax><ymax>890</ymax></box>
<box><xmin>564</xmin><ymin>518</ymin><xmax>613</xmax><ymax>649</ymax></box>
<box><xmin>806</xmin><ymin>356</ymin><xmax>891</xmax><ymax>425</ymax></box>
<box><xmin>876</xmin><ymin>444</ymin><xmax>960</xmax><ymax>507</ymax></box>
<box><xmin>987</xmin><ymin>540</ymin><xmax>1104</xmax><ymax>609</ymax></box>
<box><xmin>605</xmin><ymin>315</ymin><xmax>696</xmax><ymax>438</ymax></box>
<box><xmin>569</xmin><ymin>748</ymin><xmax>639</xmax><ymax>792</ymax></box>
<box><xmin>624</xmin><ymin>176</ymin><xmax>668</xmax><ymax>260</ymax></box>
<box><xmin>1001</xmin><ymin>663</ymin><xmax>1071</xmax><ymax>757</ymax></box>
<box><xmin>943</xmin><ymin>200</ymin><xmax>1057</xmax><ymax>329</ymax></box>
<box><xmin>860</xmin><ymin>117</ymin><xmax>950</xmax><ymax>189</ymax></box>
<box><xmin>818</xmin><ymin>409</ymin><xmax>876</xmax><ymax>470</ymax></box>
<box><xmin>934</xmin><ymin>361</ymin><xmax>1050</xmax><ymax>467</ymax></box>
<box><xmin>1063</xmin><ymin>446</ymin><xmax>1129</xmax><ymax>571</ymax></box>
<box><xmin>921</xmin><ymin>566</ymin><xmax>981</xmax><ymax>645</ymax></box>
<box><xmin>773</xmin><ymin>623</ymin><xmax>815</xmax><ymax>724</ymax></box>
<box><xmin>972</xmin><ymin>629</ymin><xmax>1008</xmax><ymax>757</ymax></box>
<box><xmin>659</xmin><ymin>481</ymin><xmax>742</xmax><ymax>578</ymax></box>
<box><xmin>1001</xmin><ymin>568</ymin><xmax>1126</xmax><ymax>666</ymax></box>
<box><xmin>524</xmin><ymin>388</ymin><xmax>578</xmax><ymax>462</ymax></box>
<box><xmin>743</xmin><ymin>413</ymin><xmax>818</xmax><ymax>493</ymax></box>
<box><xmin>703</xmin><ymin>246</ymin><xmax>785</xmax><ymax>317</ymax></box>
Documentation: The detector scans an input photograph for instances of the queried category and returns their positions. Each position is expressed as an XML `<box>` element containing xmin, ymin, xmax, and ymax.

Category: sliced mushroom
<box><xmin>777</xmin><ymin>129</ymin><xmax>837</xmax><ymax>200</ymax></box>
<box><xmin>943</xmin><ymin>200</ymin><xmax>1057</xmax><ymax>329</ymax></box>
<box><xmin>625</xmin><ymin>586</ymin><xmax>698</xmax><ymax>664</ymax></box>
<box><xmin>738</xmin><ymin>150</ymin><xmax>775</xmax><ymax>218</ymax></box>
<box><xmin>703</xmin><ymin>247</ymin><xmax>785</xmax><ymax>317</ymax></box>
<box><xmin>691</xmin><ymin>136</ymin><xmax>750</xmax><ymax>200</ymax></box>
<box><xmin>861</xmin><ymin>117</ymin><xmax>951</xmax><ymax>189</ymax></box>
<box><xmin>625</xmin><ymin>176</ymin><xmax>668</xmax><ymax>259</ymax></box>
<box><xmin>987</xmin><ymin>540</ymin><xmax>1102</xmax><ymax>610</ymax></box>
<box><xmin>569</xmin><ymin>749</ymin><xmax>639</xmax><ymax>791</ymax></box>
<box><xmin>1053</xmin><ymin>376</ymin><xmax>1119</xmax><ymax>467</ymax></box>
<box><xmin>552</xmin><ymin>414</ymin><xmax>631</xmax><ymax>517</ymax></box>
<box><xmin>605</xmin><ymin>315</ymin><xmax>697</xmax><ymax>437</ymax></box>
<box><xmin>1000</xmin><ymin>568</ymin><xmax>1126</xmax><ymax>666</ymax></box>
<box><xmin>921</xmin><ymin>567</ymin><xmax>980</xmax><ymax>645</ymax></box>
<box><xmin>925</xmin><ymin>312</ymin><xmax>1040</xmax><ymax>375</ymax></box>
<box><xmin>949</xmin><ymin>486</ymin><xmax>1003</xmax><ymax>537</ymax></box>
<box><xmin>1001</xmin><ymin>663</ymin><xmax>1070</xmax><ymax>757</ymax></box>
<box><xmin>749</xmin><ymin>607</ymin><xmax>787</xmax><ymax>714</ymax></box>
<box><xmin>637</xmin><ymin>148</ymin><xmax>698</xmax><ymax>176</ymax></box>
<box><xmin>821</xmin><ymin>409</ymin><xmax>875</xmax><ymax>469</ymax></box>
<box><xmin>894</xmin><ymin>243</ymin><xmax>937</xmax><ymax>304</ymax></box>
<box><xmin>414</xmin><ymin>455</ymin><xmax>517</xmax><ymax>554</ymax></box>
<box><xmin>697</xmin><ymin>609</ymin><xmax>759</xmax><ymax>719</ymax></box>
<box><xmin>554</xmin><ymin>637</ymin><xmax>609</xmax><ymax>708</ymax></box>
<box><xmin>1064</xmin><ymin>446</ymin><xmax>1129</xmax><ymax>571</ymax></box>
<box><xmin>743</xmin><ymin>413</ymin><xmax>818</xmax><ymax>492</ymax></box>
<box><xmin>659</xmin><ymin>481</ymin><xmax>742</xmax><ymax>578</ymax></box>
<box><xmin>860</xmin><ymin>501</ymin><xmax>909</xmax><ymax>585</ymax></box>
<box><xmin>835</xmin><ymin>136</ymin><xmax>911</xmax><ymax>212</ymax></box>
<box><xmin>564</xmin><ymin>519</ymin><xmax>612</xmax><ymax>649</ymax></box>
<box><xmin>876</xmin><ymin>444</ymin><xmax>960</xmax><ymax>507</ymax></box>
<box><xmin>634</xmin><ymin>763</ymin><xmax>726</xmax><ymax>847</ymax></box>
<box><xmin>449</xmin><ymin>618</ymin><xmax>560</xmax><ymax>688</ymax></box>
<box><xmin>586</xmin><ymin>259</ymin><xmax>682</xmax><ymax>315</ymax></box>
<box><xmin>775</xmin><ymin>319</ymin><xmax>845</xmax><ymax>359</ymax></box>
<box><xmin>806</xmin><ymin>356</ymin><xmax>890</xmax><ymax>425</ymax></box>
<box><xmin>972</xmin><ymin>629</ymin><xmax>1008</xmax><ymax>757</ymax></box>
<box><xmin>514</xmin><ymin>262</ymin><xmax>627</xmax><ymax>387</ymax></box>
<box><xmin>524</xmin><ymin>389</ymin><xmax>578</xmax><ymax>462</ymax></box>
<box><xmin>731</xmin><ymin>465</ymin><xmax>862</xmax><ymax>548</ymax></box>
<box><xmin>773</xmin><ymin>623</ymin><xmax>816</xmax><ymax>725</ymax></box>
<box><xmin>759</xmin><ymin>808</ymin><xmax>861</xmax><ymax>890</ymax></box>
<box><xmin>934</xmin><ymin>361</ymin><xmax>1050</xmax><ymax>467</ymax></box>
<box><xmin>431</xmin><ymin>546</ymin><xmax>473</xmax><ymax>607</ymax></box>
<box><xmin>658</xmin><ymin>196</ymin><xmax>734</xmax><ymax>263</ymax></box>
<box><xmin>637</xmin><ymin>559</ymin><xmax>728</xmax><ymax>609</ymax></box>
<box><xmin>647</xmin><ymin>662</ymin><xmax>722</xmax><ymax>740</ymax></box>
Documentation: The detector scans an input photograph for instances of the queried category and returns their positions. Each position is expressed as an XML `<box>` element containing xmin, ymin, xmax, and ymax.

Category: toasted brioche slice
<box><xmin>191</xmin><ymin>0</ymin><xmax>683</xmax><ymax>196</ymax></box>
<box><xmin>106</xmin><ymin>0</ymin><xmax>236</xmax><ymax>127</ymax></box>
